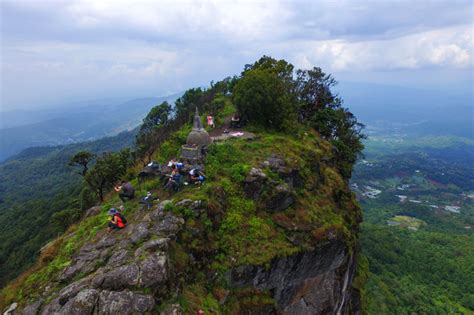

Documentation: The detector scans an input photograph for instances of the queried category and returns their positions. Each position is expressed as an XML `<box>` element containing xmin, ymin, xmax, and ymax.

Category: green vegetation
<box><xmin>354</xmin><ymin>135</ymin><xmax>474</xmax><ymax>313</ymax></box>
<box><xmin>0</xmin><ymin>56</ymin><xmax>365</xmax><ymax>313</ymax></box>
<box><xmin>233</xmin><ymin>56</ymin><xmax>365</xmax><ymax>178</ymax></box>
<box><xmin>0</xmin><ymin>131</ymin><xmax>136</xmax><ymax>286</ymax></box>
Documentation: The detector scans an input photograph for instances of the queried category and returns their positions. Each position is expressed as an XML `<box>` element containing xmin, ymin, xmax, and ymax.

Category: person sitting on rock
<box><xmin>139</xmin><ymin>191</ymin><xmax>158</xmax><ymax>210</ymax></box>
<box><xmin>164</xmin><ymin>165</ymin><xmax>182</xmax><ymax>191</ymax></box>
<box><xmin>114</xmin><ymin>180</ymin><xmax>135</xmax><ymax>202</ymax></box>
<box><xmin>107</xmin><ymin>208</ymin><xmax>126</xmax><ymax>232</ymax></box>
<box><xmin>230</xmin><ymin>114</ymin><xmax>241</xmax><ymax>128</ymax></box>
<box><xmin>189</xmin><ymin>168</ymin><xmax>206</xmax><ymax>185</ymax></box>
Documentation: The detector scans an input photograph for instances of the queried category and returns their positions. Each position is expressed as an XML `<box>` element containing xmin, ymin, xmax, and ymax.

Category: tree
<box><xmin>233</xmin><ymin>56</ymin><xmax>297</xmax><ymax>130</ymax></box>
<box><xmin>139</xmin><ymin>101</ymin><xmax>171</xmax><ymax>134</ymax></box>
<box><xmin>295</xmin><ymin>67</ymin><xmax>339</xmax><ymax>122</ymax></box>
<box><xmin>295</xmin><ymin>67</ymin><xmax>365</xmax><ymax>178</ymax></box>
<box><xmin>174</xmin><ymin>88</ymin><xmax>205</xmax><ymax>125</ymax></box>
<box><xmin>136</xmin><ymin>102</ymin><xmax>172</xmax><ymax>164</ymax></box>
<box><xmin>84</xmin><ymin>150</ymin><xmax>130</xmax><ymax>201</ymax></box>
<box><xmin>68</xmin><ymin>151</ymin><xmax>95</xmax><ymax>176</ymax></box>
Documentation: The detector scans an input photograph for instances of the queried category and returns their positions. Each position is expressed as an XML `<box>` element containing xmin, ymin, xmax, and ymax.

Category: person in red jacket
<box><xmin>107</xmin><ymin>208</ymin><xmax>126</xmax><ymax>232</ymax></box>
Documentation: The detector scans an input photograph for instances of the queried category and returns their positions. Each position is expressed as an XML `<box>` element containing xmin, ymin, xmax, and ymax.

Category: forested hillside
<box><xmin>1</xmin><ymin>56</ymin><xmax>366</xmax><ymax>314</ymax></box>
<box><xmin>0</xmin><ymin>130</ymin><xmax>137</xmax><ymax>286</ymax></box>
<box><xmin>353</xmin><ymin>136</ymin><xmax>474</xmax><ymax>314</ymax></box>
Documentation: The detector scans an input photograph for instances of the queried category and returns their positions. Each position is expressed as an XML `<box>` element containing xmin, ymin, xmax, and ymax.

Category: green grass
<box><xmin>1</xmin><ymin>123</ymin><xmax>361</xmax><ymax>312</ymax></box>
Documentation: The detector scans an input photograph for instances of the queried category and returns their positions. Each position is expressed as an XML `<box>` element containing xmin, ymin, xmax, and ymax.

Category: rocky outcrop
<box><xmin>15</xmin><ymin>152</ymin><xmax>362</xmax><ymax>315</ymax></box>
<box><xmin>244</xmin><ymin>156</ymin><xmax>301</xmax><ymax>213</ymax></box>
<box><xmin>229</xmin><ymin>241</ymin><xmax>357</xmax><ymax>314</ymax></box>
<box><xmin>20</xmin><ymin>201</ymin><xmax>181</xmax><ymax>315</ymax></box>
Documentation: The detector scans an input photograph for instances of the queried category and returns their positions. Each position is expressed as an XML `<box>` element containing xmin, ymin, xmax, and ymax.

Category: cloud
<box><xmin>292</xmin><ymin>25</ymin><xmax>473</xmax><ymax>71</ymax></box>
<box><xmin>1</xmin><ymin>0</ymin><xmax>473</xmax><ymax>110</ymax></box>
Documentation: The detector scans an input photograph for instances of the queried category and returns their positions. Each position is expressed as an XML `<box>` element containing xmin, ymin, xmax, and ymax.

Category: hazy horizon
<box><xmin>1</xmin><ymin>0</ymin><xmax>472</xmax><ymax>112</ymax></box>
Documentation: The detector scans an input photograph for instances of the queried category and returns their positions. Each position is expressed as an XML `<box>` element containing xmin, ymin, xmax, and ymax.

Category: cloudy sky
<box><xmin>1</xmin><ymin>0</ymin><xmax>472</xmax><ymax>111</ymax></box>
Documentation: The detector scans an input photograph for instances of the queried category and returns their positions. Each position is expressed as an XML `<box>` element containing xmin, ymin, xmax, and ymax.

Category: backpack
<box><xmin>117</xmin><ymin>213</ymin><xmax>127</xmax><ymax>224</ymax></box>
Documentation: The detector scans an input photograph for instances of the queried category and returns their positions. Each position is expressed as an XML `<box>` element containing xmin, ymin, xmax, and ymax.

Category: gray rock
<box><xmin>244</xmin><ymin>167</ymin><xmax>267</xmax><ymax>199</ymax></box>
<box><xmin>93</xmin><ymin>263</ymin><xmax>139</xmax><ymax>290</ymax></box>
<box><xmin>3</xmin><ymin>302</ymin><xmax>17</xmax><ymax>315</ymax></box>
<box><xmin>129</xmin><ymin>222</ymin><xmax>151</xmax><ymax>244</ymax></box>
<box><xmin>58</xmin><ymin>277</ymin><xmax>91</xmax><ymax>305</ymax></box>
<box><xmin>134</xmin><ymin>238</ymin><xmax>170</xmax><ymax>257</ymax></box>
<box><xmin>175</xmin><ymin>199</ymin><xmax>202</xmax><ymax>210</ymax></box>
<box><xmin>60</xmin><ymin>259</ymin><xmax>91</xmax><ymax>282</ymax></box>
<box><xmin>265</xmin><ymin>183</ymin><xmax>295</xmax><ymax>212</ymax></box>
<box><xmin>59</xmin><ymin>289</ymin><xmax>99</xmax><ymax>315</ymax></box>
<box><xmin>266</xmin><ymin>156</ymin><xmax>285</xmax><ymax>170</ymax></box>
<box><xmin>229</xmin><ymin>241</ymin><xmax>353</xmax><ymax>314</ymax></box>
<box><xmin>41</xmin><ymin>298</ymin><xmax>62</xmax><ymax>315</ymax></box>
<box><xmin>95</xmin><ymin>235</ymin><xmax>116</xmax><ymax>249</ymax></box>
<box><xmin>160</xmin><ymin>303</ymin><xmax>183</xmax><ymax>315</ymax></box>
<box><xmin>151</xmin><ymin>213</ymin><xmax>184</xmax><ymax>237</ymax></box>
<box><xmin>21</xmin><ymin>299</ymin><xmax>43</xmax><ymax>315</ymax></box>
<box><xmin>84</xmin><ymin>206</ymin><xmax>101</xmax><ymax>218</ymax></box>
<box><xmin>139</xmin><ymin>253</ymin><xmax>168</xmax><ymax>289</ymax></box>
<box><xmin>107</xmin><ymin>249</ymin><xmax>130</xmax><ymax>267</ymax></box>
<box><xmin>97</xmin><ymin>290</ymin><xmax>155</xmax><ymax>314</ymax></box>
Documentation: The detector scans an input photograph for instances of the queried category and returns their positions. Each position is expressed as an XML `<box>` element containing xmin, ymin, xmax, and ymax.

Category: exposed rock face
<box><xmin>17</xmin><ymin>152</ymin><xmax>362</xmax><ymax>315</ymax></box>
<box><xmin>265</xmin><ymin>183</ymin><xmax>295</xmax><ymax>212</ymax></box>
<box><xmin>243</xmin><ymin>167</ymin><xmax>267</xmax><ymax>199</ymax></box>
<box><xmin>20</xmin><ymin>203</ymin><xmax>179</xmax><ymax>315</ymax></box>
<box><xmin>230</xmin><ymin>241</ymin><xmax>357</xmax><ymax>314</ymax></box>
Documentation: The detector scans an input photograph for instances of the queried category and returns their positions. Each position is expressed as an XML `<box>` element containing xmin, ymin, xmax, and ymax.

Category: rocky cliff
<box><xmin>3</xmin><ymin>130</ymin><xmax>364</xmax><ymax>314</ymax></box>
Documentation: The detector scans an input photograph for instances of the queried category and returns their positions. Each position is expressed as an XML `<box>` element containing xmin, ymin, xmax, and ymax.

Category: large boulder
<box><xmin>97</xmin><ymin>290</ymin><xmax>155</xmax><ymax>314</ymax></box>
<box><xmin>3</xmin><ymin>303</ymin><xmax>17</xmax><ymax>315</ymax></box>
<box><xmin>59</xmin><ymin>235</ymin><xmax>116</xmax><ymax>282</ymax></box>
<box><xmin>151</xmin><ymin>212</ymin><xmax>185</xmax><ymax>237</ymax></box>
<box><xmin>265</xmin><ymin>183</ymin><xmax>295</xmax><ymax>212</ymax></box>
<box><xmin>128</xmin><ymin>222</ymin><xmax>151</xmax><ymax>244</ymax></box>
<box><xmin>92</xmin><ymin>263</ymin><xmax>140</xmax><ymax>290</ymax></box>
<box><xmin>135</xmin><ymin>238</ymin><xmax>170</xmax><ymax>257</ymax></box>
<box><xmin>59</xmin><ymin>289</ymin><xmax>99</xmax><ymax>315</ymax></box>
<box><xmin>139</xmin><ymin>253</ymin><xmax>168</xmax><ymax>289</ymax></box>
<box><xmin>243</xmin><ymin>168</ymin><xmax>267</xmax><ymax>199</ymax></box>
<box><xmin>21</xmin><ymin>300</ymin><xmax>43</xmax><ymax>315</ymax></box>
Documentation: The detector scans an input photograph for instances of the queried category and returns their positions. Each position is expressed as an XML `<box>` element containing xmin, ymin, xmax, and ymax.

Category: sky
<box><xmin>0</xmin><ymin>0</ymin><xmax>473</xmax><ymax>111</ymax></box>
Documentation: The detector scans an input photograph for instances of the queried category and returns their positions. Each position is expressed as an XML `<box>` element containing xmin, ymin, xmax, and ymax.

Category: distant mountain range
<box><xmin>1</xmin><ymin>82</ymin><xmax>472</xmax><ymax>162</ymax></box>
<box><xmin>0</xmin><ymin>94</ymin><xmax>180</xmax><ymax>161</ymax></box>
<box><xmin>338</xmin><ymin>82</ymin><xmax>473</xmax><ymax>139</ymax></box>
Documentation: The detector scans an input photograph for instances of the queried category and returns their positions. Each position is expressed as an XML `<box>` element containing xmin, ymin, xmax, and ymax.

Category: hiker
<box><xmin>139</xmin><ymin>191</ymin><xmax>157</xmax><ymax>210</ymax></box>
<box><xmin>167</xmin><ymin>159</ymin><xmax>177</xmax><ymax>167</ymax></box>
<box><xmin>164</xmin><ymin>165</ymin><xmax>182</xmax><ymax>191</ymax></box>
<box><xmin>207</xmin><ymin>115</ymin><xmax>215</xmax><ymax>128</ymax></box>
<box><xmin>107</xmin><ymin>208</ymin><xmax>127</xmax><ymax>232</ymax></box>
<box><xmin>114</xmin><ymin>180</ymin><xmax>135</xmax><ymax>202</ymax></box>
<box><xmin>230</xmin><ymin>114</ymin><xmax>241</xmax><ymax>128</ymax></box>
<box><xmin>189</xmin><ymin>168</ymin><xmax>206</xmax><ymax>185</ymax></box>
<box><xmin>167</xmin><ymin>159</ymin><xmax>184</xmax><ymax>171</ymax></box>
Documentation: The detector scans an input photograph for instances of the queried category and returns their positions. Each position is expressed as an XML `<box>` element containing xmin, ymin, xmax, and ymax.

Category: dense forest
<box><xmin>0</xmin><ymin>130</ymin><xmax>136</xmax><ymax>285</ymax></box>
<box><xmin>353</xmin><ymin>138</ymin><xmax>474</xmax><ymax>314</ymax></box>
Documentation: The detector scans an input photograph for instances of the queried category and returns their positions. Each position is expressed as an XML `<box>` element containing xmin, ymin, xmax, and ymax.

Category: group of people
<box><xmin>164</xmin><ymin>159</ymin><xmax>206</xmax><ymax>191</ymax></box>
<box><xmin>107</xmin><ymin>160</ymin><xmax>206</xmax><ymax>232</ymax></box>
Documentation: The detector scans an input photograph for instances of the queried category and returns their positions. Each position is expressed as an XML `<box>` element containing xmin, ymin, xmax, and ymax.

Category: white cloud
<box><xmin>1</xmin><ymin>0</ymin><xmax>473</xmax><ymax>110</ymax></box>
<box><xmin>292</xmin><ymin>25</ymin><xmax>473</xmax><ymax>72</ymax></box>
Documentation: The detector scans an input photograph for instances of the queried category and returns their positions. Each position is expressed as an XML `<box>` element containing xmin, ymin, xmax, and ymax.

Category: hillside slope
<box><xmin>0</xmin><ymin>129</ymin><xmax>137</xmax><ymax>287</ymax></box>
<box><xmin>1</xmin><ymin>127</ymin><xmax>365</xmax><ymax>314</ymax></box>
